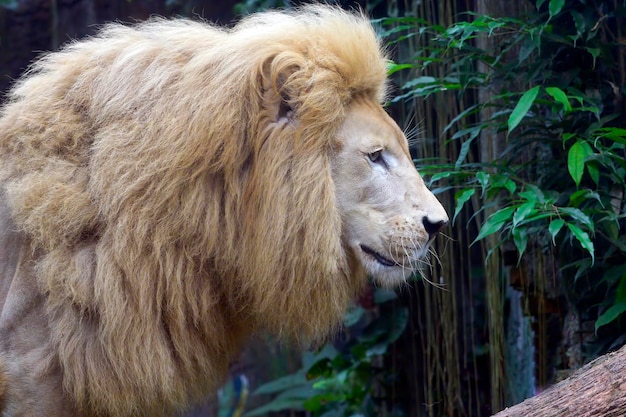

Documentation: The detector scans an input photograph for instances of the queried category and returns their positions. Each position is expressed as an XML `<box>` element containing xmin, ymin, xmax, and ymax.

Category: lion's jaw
<box><xmin>332</xmin><ymin>99</ymin><xmax>449</xmax><ymax>287</ymax></box>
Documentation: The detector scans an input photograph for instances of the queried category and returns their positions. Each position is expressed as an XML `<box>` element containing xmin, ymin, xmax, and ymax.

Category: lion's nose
<box><xmin>422</xmin><ymin>216</ymin><xmax>448</xmax><ymax>239</ymax></box>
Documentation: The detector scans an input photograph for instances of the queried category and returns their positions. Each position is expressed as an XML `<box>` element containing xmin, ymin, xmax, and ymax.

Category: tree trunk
<box><xmin>493</xmin><ymin>344</ymin><xmax>626</xmax><ymax>417</ymax></box>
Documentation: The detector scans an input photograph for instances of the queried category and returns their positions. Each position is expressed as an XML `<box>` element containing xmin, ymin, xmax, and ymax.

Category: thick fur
<box><xmin>0</xmin><ymin>6</ymin><xmax>388</xmax><ymax>417</ymax></box>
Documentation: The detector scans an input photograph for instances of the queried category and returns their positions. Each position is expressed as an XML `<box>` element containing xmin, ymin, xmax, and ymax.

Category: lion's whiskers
<box><xmin>403</xmin><ymin>116</ymin><xmax>424</xmax><ymax>152</ymax></box>
<box><xmin>387</xmin><ymin>235</ymin><xmax>445</xmax><ymax>290</ymax></box>
<box><xmin>406</xmin><ymin>235</ymin><xmax>448</xmax><ymax>290</ymax></box>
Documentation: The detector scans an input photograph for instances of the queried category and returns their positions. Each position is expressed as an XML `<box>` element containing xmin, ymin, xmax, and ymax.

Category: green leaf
<box><xmin>585</xmin><ymin>161</ymin><xmax>600</xmax><ymax>185</ymax></box>
<box><xmin>367</xmin><ymin>342</ymin><xmax>388</xmax><ymax>357</ymax></box>
<box><xmin>387</xmin><ymin>63</ymin><xmax>413</xmax><ymax>76</ymax></box>
<box><xmin>562</xmin><ymin>132</ymin><xmax>577</xmax><ymax>144</ymax></box>
<box><xmin>573</xmin><ymin>258</ymin><xmax>593</xmax><ymax>282</ymax></box>
<box><xmin>454</xmin><ymin>188</ymin><xmax>476</xmax><ymax>223</ymax></box>
<box><xmin>513</xmin><ymin>201</ymin><xmax>536</xmax><ymax>228</ymax></box>
<box><xmin>429</xmin><ymin>171</ymin><xmax>455</xmax><ymax>183</ymax></box>
<box><xmin>303</xmin><ymin>393</ymin><xmax>344</xmax><ymax>413</ymax></box>
<box><xmin>596</xmin><ymin>127</ymin><xmax>626</xmax><ymax>145</ymax></box>
<box><xmin>504</xmin><ymin>178</ymin><xmax>517</xmax><ymax>195</ymax></box>
<box><xmin>274</xmin><ymin>386</ymin><xmax>318</xmax><ymax>402</ymax></box>
<box><xmin>548</xmin><ymin>0</ymin><xmax>565</xmax><ymax>21</ymax></box>
<box><xmin>559</xmin><ymin>207</ymin><xmax>594</xmax><ymax>229</ymax></box>
<box><xmin>476</xmin><ymin>171</ymin><xmax>490</xmax><ymax>197</ymax></box>
<box><xmin>343</xmin><ymin>306</ymin><xmax>365</xmax><ymax>327</ymax></box>
<box><xmin>387</xmin><ymin>307</ymin><xmax>409</xmax><ymax>344</ymax></box>
<box><xmin>549</xmin><ymin>219</ymin><xmax>565</xmax><ymax>244</ymax></box>
<box><xmin>567</xmin><ymin>140</ymin><xmax>593</xmax><ymax>187</ymax></box>
<box><xmin>512</xmin><ymin>227</ymin><xmax>528</xmax><ymax>259</ymax></box>
<box><xmin>473</xmin><ymin>206</ymin><xmax>516</xmax><ymax>244</ymax></box>
<box><xmin>306</xmin><ymin>358</ymin><xmax>332</xmax><ymax>380</ymax></box>
<box><xmin>595</xmin><ymin>302</ymin><xmax>626</xmax><ymax>332</ymax></box>
<box><xmin>374</xmin><ymin>288</ymin><xmax>397</xmax><ymax>304</ymax></box>
<box><xmin>244</xmin><ymin>398</ymin><xmax>307</xmax><ymax>417</ymax></box>
<box><xmin>567</xmin><ymin>223</ymin><xmax>595</xmax><ymax>264</ymax></box>
<box><xmin>508</xmin><ymin>86</ymin><xmax>540</xmax><ymax>134</ymax></box>
<box><xmin>488</xmin><ymin>206</ymin><xmax>517</xmax><ymax>225</ymax></box>
<box><xmin>490</xmin><ymin>175</ymin><xmax>517</xmax><ymax>195</ymax></box>
<box><xmin>616</xmin><ymin>273</ymin><xmax>626</xmax><ymax>303</ymax></box>
<box><xmin>455</xmin><ymin>127</ymin><xmax>481</xmax><ymax>169</ymax></box>
<box><xmin>519</xmin><ymin>187</ymin><xmax>542</xmax><ymax>203</ymax></box>
<box><xmin>600</xmin><ymin>266</ymin><xmax>626</xmax><ymax>286</ymax></box>
<box><xmin>545</xmin><ymin>87</ymin><xmax>572</xmax><ymax>112</ymax></box>
<box><xmin>569</xmin><ymin>189</ymin><xmax>602</xmax><ymax>207</ymax></box>
<box><xmin>442</xmin><ymin>104</ymin><xmax>482</xmax><ymax>135</ymax></box>
<box><xmin>568</xmin><ymin>189</ymin><xmax>588</xmax><ymax>207</ymax></box>
<box><xmin>253</xmin><ymin>372</ymin><xmax>308</xmax><ymax>395</ymax></box>
<box><xmin>586</xmin><ymin>48</ymin><xmax>600</xmax><ymax>67</ymax></box>
<box><xmin>518</xmin><ymin>38</ymin><xmax>537</xmax><ymax>63</ymax></box>
<box><xmin>571</xmin><ymin>10</ymin><xmax>585</xmax><ymax>39</ymax></box>
<box><xmin>402</xmin><ymin>76</ymin><xmax>437</xmax><ymax>89</ymax></box>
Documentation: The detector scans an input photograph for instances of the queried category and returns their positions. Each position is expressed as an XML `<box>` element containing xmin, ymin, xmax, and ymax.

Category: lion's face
<box><xmin>332</xmin><ymin>99</ymin><xmax>449</xmax><ymax>287</ymax></box>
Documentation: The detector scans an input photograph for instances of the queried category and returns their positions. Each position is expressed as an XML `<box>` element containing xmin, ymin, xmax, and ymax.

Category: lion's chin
<box><xmin>357</xmin><ymin>244</ymin><xmax>415</xmax><ymax>288</ymax></box>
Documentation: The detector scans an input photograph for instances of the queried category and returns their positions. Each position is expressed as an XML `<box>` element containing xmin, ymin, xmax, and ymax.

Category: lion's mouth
<box><xmin>360</xmin><ymin>245</ymin><xmax>398</xmax><ymax>267</ymax></box>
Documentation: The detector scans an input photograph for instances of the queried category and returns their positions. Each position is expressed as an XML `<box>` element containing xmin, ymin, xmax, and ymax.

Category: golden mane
<box><xmin>0</xmin><ymin>5</ymin><xmax>388</xmax><ymax>416</ymax></box>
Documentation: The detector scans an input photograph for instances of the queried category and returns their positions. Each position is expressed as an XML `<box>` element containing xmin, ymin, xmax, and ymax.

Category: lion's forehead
<box><xmin>346</xmin><ymin>100</ymin><xmax>410</xmax><ymax>157</ymax></box>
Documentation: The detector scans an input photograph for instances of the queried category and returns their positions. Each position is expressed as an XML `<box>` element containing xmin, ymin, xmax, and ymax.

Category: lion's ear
<box><xmin>275</xmin><ymin>74</ymin><xmax>295</xmax><ymax>122</ymax></box>
<box><xmin>263</xmin><ymin>72</ymin><xmax>297</xmax><ymax>123</ymax></box>
<box><xmin>260</xmin><ymin>55</ymin><xmax>302</xmax><ymax>123</ymax></box>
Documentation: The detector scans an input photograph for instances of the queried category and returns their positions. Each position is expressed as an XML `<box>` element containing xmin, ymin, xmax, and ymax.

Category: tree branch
<box><xmin>493</xmin><ymin>344</ymin><xmax>626</xmax><ymax>417</ymax></box>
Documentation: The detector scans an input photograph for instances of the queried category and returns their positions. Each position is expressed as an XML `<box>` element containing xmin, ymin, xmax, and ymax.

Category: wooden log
<box><xmin>493</xmin><ymin>344</ymin><xmax>626</xmax><ymax>417</ymax></box>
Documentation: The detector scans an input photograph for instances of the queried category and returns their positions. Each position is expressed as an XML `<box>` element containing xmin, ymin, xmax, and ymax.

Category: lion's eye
<box><xmin>367</xmin><ymin>150</ymin><xmax>383</xmax><ymax>164</ymax></box>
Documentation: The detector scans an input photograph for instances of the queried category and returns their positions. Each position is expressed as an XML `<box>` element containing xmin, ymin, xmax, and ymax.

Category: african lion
<box><xmin>0</xmin><ymin>5</ymin><xmax>448</xmax><ymax>417</ymax></box>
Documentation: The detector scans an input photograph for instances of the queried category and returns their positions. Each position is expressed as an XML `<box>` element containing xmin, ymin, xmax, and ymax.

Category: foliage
<box><xmin>381</xmin><ymin>0</ymin><xmax>625</xmax><ymax>347</ymax></box>
<box><xmin>233</xmin><ymin>0</ymin><xmax>287</xmax><ymax>15</ymax></box>
<box><xmin>0</xmin><ymin>0</ymin><xmax>18</xmax><ymax>10</ymax></box>
<box><xmin>233</xmin><ymin>0</ymin><xmax>351</xmax><ymax>15</ymax></box>
<box><xmin>230</xmin><ymin>0</ymin><xmax>625</xmax><ymax>415</ymax></box>
<box><xmin>243</xmin><ymin>288</ymin><xmax>407</xmax><ymax>417</ymax></box>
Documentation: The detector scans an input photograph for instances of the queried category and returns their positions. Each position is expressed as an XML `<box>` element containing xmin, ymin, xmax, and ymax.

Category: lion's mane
<box><xmin>0</xmin><ymin>5</ymin><xmax>388</xmax><ymax>416</ymax></box>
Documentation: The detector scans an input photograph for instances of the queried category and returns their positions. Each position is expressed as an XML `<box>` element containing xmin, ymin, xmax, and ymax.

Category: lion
<box><xmin>0</xmin><ymin>5</ymin><xmax>448</xmax><ymax>417</ymax></box>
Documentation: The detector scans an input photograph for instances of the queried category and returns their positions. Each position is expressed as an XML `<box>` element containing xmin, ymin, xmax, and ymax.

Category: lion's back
<box><xmin>0</xmin><ymin>18</ymin><xmax>227</xmax><ymax>171</ymax></box>
<box><xmin>0</xmin><ymin>19</ymin><xmax>227</xmax><ymax>249</ymax></box>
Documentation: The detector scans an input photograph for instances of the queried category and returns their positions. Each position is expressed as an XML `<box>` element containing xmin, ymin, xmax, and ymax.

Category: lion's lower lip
<box><xmin>360</xmin><ymin>245</ymin><xmax>398</xmax><ymax>267</ymax></box>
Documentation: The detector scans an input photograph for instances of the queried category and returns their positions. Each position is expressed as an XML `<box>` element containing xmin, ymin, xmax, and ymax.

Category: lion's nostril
<box><xmin>422</xmin><ymin>216</ymin><xmax>447</xmax><ymax>239</ymax></box>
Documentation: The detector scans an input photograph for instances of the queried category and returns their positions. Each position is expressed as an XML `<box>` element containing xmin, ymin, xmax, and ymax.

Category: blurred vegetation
<box><xmin>233</xmin><ymin>0</ymin><xmax>287</xmax><ymax>14</ymax></box>
<box><xmin>0</xmin><ymin>0</ymin><xmax>17</xmax><ymax>10</ymax></box>
<box><xmin>240</xmin><ymin>288</ymin><xmax>407</xmax><ymax>417</ymax></box>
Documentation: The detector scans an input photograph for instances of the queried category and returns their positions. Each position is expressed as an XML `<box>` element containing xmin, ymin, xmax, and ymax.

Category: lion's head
<box><xmin>333</xmin><ymin>99</ymin><xmax>448</xmax><ymax>287</ymax></box>
<box><xmin>0</xmin><ymin>5</ymin><xmax>448</xmax><ymax>416</ymax></box>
